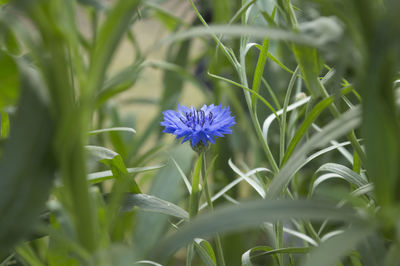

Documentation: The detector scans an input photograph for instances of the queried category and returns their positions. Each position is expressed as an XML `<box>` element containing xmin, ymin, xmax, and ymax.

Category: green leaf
<box><xmin>280</xmin><ymin>66</ymin><xmax>300</xmax><ymax>163</ymax></box>
<box><xmin>267</xmin><ymin>107</ymin><xmax>361</xmax><ymax>199</ymax></box>
<box><xmin>199</xmin><ymin>167</ymin><xmax>271</xmax><ymax>210</ymax></box>
<box><xmin>360</xmin><ymin>40</ymin><xmax>400</xmax><ymax>207</ymax></box>
<box><xmin>45</xmin><ymin>202</ymin><xmax>89</xmax><ymax>265</ymax></box>
<box><xmin>315</xmin><ymin>163</ymin><xmax>368</xmax><ymax>189</ymax></box>
<box><xmin>134</xmin><ymin>260</ymin><xmax>162</xmax><ymax>266</ymax></box>
<box><xmin>157</xmin><ymin>25</ymin><xmax>315</xmax><ymax>49</ymax></box>
<box><xmin>282</xmin><ymin>97</ymin><xmax>334</xmax><ymax>165</ymax></box>
<box><xmin>0</xmin><ymin>52</ymin><xmax>19</xmax><ymax>108</ymax></box>
<box><xmin>91</xmin><ymin>243</ymin><xmax>137</xmax><ymax>265</ymax></box>
<box><xmin>133</xmin><ymin>145</ymin><xmax>194</xmax><ymax>257</ymax></box>
<box><xmin>77</xmin><ymin>0</ymin><xmax>105</xmax><ymax>9</ymax></box>
<box><xmin>242</xmin><ymin>245</ymin><xmax>274</xmax><ymax>266</ymax></box>
<box><xmin>351</xmin><ymin>183</ymin><xmax>374</xmax><ymax>198</ymax></box>
<box><xmin>96</xmin><ymin>61</ymin><xmax>143</xmax><ymax>107</ymax></box>
<box><xmin>0</xmin><ymin>22</ymin><xmax>20</xmax><ymax>54</ymax></box>
<box><xmin>87</xmin><ymin>165</ymin><xmax>164</xmax><ymax>184</ymax></box>
<box><xmin>208</xmin><ymin>72</ymin><xmax>280</xmax><ymax>123</ymax></box>
<box><xmin>15</xmin><ymin>243</ymin><xmax>45</xmax><ymax>266</ymax></box>
<box><xmin>0</xmin><ymin>110</ymin><xmax>9</xmax><ymax>138</ymax></box>
<box><xmin>0</xmin><ymin>70</ymin><xmax>54</xmax><ymax>253</ymax></box>
<box><xmin>262</xmin><ymin>96</ymin><xmax>311</xmax><ymax>143</ymax></box>
<box><xmin>263</xmin><ymin>222</ymin><xmax>318</xmax><ymax>247</ymax></box>
<box><xmin>267</xmin><ymin>52</ymin><xmax>295</xmax><ymax>74</ymax></box>
<box><xmin>301</xmin><ymin>228</ymin><xmax>371</xmax><ymax>266</ymax></box>
<box><xmin>87</xmin><ymin>0</ymin><xmax>142</xmax><ymax>95</ymax></box>
<box><xmin>251</xmin><ymin>38</ymin><xmax>269</xmax><ymax>110</ymax></box>
<box><xmin>86</xmin><ymin>145</ymin><xmax>119</xmax><ymax>161</ymax></box>
<box><xmin>229</xmin><ymin>0</ymin><xmax>257</xmax><ymax>24</ymax></box>
<box><xmin>159</xmin><ymin>38</ymin><xmax>192</xmax><ymax>111</ymax></box>
<box><xmin>228</xmin><ymin>159</ymin><xmax>266</xmax><ymax>198</ymax></box>
<box><xmin>88</xmin><ymin>127</ymin><xmax>136</xmax><ymax>136</ymax></box>
<box><xmin>189</xmin><ymin>154</ymin><xmax>203</xmax><ymax>219</ymax></box>
<box><xmin>293</xmin><ymin>45</ymin><xmax>323</xmax><ymax>97</ymax></box>
<box><xmin>172</xmin><ymin>158</ymin><xmax>192</xmax><ymax>193</ymax></box>
<box><xmin>146</xmin><ymin>60</ymin><xmax>205</xmax><ymax>106</ymax></box>
<box><xmin>122</xmin><ymin>194</ymin><xmax>189</xmax><ymax>220</ymax></box>
<box><xmin>152</xmin><ymin>200</ymin><xmax>365</xmax><ymax>261</ymax></box>
<box><xmin>242</xmin><ymin>246</ymin><xmax>310</xmax><ymax>266</ymax></box>
<box><xmin>310</xmin><ymin>173</ymin><xmax>342</xmax><ymax>195</ymax></box>
<box><xmin>145</xmin><ymin>2</ymin><xmax>188</xmax><ymax>30</ymax></box>
<box><xmin>0</xmin><ymin>254</ymin><xmax>14</xmax><ymax>266</ymax></box>
<box><xmin>194</xmin><ymin>238</ymin><xmax>217</xmax><ymax>266</ymax></box>
<box><xmin>105</xmin><ymin>157</ymin><xmax>141</xmax><ymax>194</ymax></box>
<box><xmin>85</xmin><ymin>145</ymin><xmax>141</xmax><ymax>193</ymax></box>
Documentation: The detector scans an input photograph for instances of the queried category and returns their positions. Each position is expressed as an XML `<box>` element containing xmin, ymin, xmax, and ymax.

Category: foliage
<box><xmin>0</xmin><ymin>0</ymin><xmax>400</xmax><ymax>265</ymax></box>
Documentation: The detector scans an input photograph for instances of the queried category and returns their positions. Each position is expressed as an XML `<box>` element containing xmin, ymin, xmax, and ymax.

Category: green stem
<box><xmin>274</xmin><ymin>221</ymin><xmax>284</xmax><ymax>266</ymax></box>
<box><xmin>283</xmin><ymin>0</ymin><xmax>367</xmax><ymax>166</ymax></box>
<box><xmin>189</xmin><ymin>0</ymin><xmax>278</xmax><ymax>172</ymax></box>
<box><xmin>189</xmin><ymin>154</ymin><xmax>202</xmax><ymax>219</ymax></box>
<box><xmin>280</xmin><ymin>66</ymin><xmax>300</xmax><ymax>165</ymax></box>
<box><xmin>318</xmin><ymin>82</ymin><xmax>367</xmax><ymax>165</ymax></box>
<box><xmin>201</xmin><ymin>152</ymin><xmax>226</xmax><ymax>266</ymax></box>
<box><xmin>186</xmin><ymin>243</ymin><xmax>194</xmax><ymax>266</ymax></box>
<box><xmin>187</xmin><ymin>153</ymin><xmax>203</xmax><ymax>266</ymax></box>
<box><xmin>238</xmin><ymin>53</ymin><xmax>279</xmax><ymax>173</ymax></box>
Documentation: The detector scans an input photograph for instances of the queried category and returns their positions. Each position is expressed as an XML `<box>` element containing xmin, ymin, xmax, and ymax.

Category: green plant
<box><xmin>1</xmin><ymin>0</ymin><xmax>400</xmax><ymax>265</ymax></box>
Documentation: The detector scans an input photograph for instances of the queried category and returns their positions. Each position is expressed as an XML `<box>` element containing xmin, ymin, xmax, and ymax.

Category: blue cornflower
<box><xmin>161</xmin><ymin>103</ymin><xmax>235</xmax><ymax>148</ymax></box>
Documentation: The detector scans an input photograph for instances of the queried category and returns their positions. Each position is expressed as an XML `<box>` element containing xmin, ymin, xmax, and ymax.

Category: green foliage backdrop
<box><xmin>0</xmin><ymin>0</ymin><xmax>400</xmax><ymax>265</ymax></box>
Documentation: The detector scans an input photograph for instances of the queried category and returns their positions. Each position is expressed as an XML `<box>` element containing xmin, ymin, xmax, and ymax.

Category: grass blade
<box><xmin>242</xmin><ymin>246</ymin><xmax>310</xmax><ymax>266</ymax></box>
<box><xmin>189</xmin><ymin>154</ymin><xmax>203</xmax><ymax>219</ymax></box>
<box><xmin>152</xmin><ymin>199</ymin><xmax>364</xmax><ymax>262</ymax></box>
<box><xmin>155</xmin><ymin>25</ymin><xmax>315</xmax><ymax>50</ymax></box>
<box><xmin>122</xmin><ymin>194</ymin><xmax>189</xmax><ymax>220</ymax></box>
<box><xmin>302</xmin><ymin>228</ymin><xmax>371</xmax><ymax>266</ymax></box>
<box><xmin>0</xmin><ymin>71</ymin><xmax>54</xmax><ymax>253</ymax></box>
<box><xmin>194</xmin><ymin>238</ymin><xmax>217</xmax><ymax>266</ymax></box>
<box><xmin>87</xmin><ymin>165</ymin><xmax>165</xmax><ymax>184</ymax></box>
<box><xmin>282</xmin><ymin>97</ymin><xmax>334</xmax><ymax>165</ymax></box>
<box><xmin>267</xmin><ymin>107</ymin><xmax>361</xmax><ymax>199</ymax></box>
<box><xmin>89</xmin><ymin>127</ymin><xmax>136</xmax><ymax>136</ymax></box>
<box><xmin>316</xmin><ymin>163</ymin><xmax>368</xmax><ymax>188</ymax></box>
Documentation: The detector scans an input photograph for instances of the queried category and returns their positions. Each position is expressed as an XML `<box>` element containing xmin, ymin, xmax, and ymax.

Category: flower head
<box><xmin>161</xmin><ymin>103</ymin><xmax>235</xmax><ymax>148</ymax></box>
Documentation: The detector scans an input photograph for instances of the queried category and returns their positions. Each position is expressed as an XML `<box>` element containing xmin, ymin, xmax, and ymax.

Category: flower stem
<box><xmin>201</xmin><ymin>152</ymin><xmax>226</xmax><ymax>266</ymax></box>
<box><xmin>189</xmin><ymin>154</ymin><xmax>203</xmax><ymax>219</ymax></box>
<box><xmin>187</xmin><ymin>153</ymin><xmax>203</xmax><ymax>265</ymax></box>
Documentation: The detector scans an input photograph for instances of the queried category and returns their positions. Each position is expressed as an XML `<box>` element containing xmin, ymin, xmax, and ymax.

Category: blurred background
<box><xmin>1</xmin><ymin>0</ymin><xmax>400</xmax><ymax>265</ymax></box>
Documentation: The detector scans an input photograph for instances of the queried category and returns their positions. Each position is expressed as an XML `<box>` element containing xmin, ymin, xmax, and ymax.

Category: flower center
<box><xmin>180</xmin><ymin>110</ymin><xmax>214</xmax><ymax>129</ymax></box>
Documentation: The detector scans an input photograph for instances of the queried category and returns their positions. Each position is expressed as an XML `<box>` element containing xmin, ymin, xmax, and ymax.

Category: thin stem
<box><xmin>280</xmin><ymin>66</ymin><xmax>300</xmax><ymax>165</ymax></box>
<box><xmin>186</xmin><ymin>153</ymin><xmax>203</xmax><ymax>266</ymax></box>
<box><xmin>186</xmin><ymin>243</ymin><xmax>194</xmax><ymax>266</ymax></box>
<box><xmin>188</xmin><ymin>0</ymin><xmax>240</xmax><ymax>68</ymax></box>
<box><xmin>189</xmin><ymin>154</ymin><xmax>202</xmax><ymax>219</ymax></box>
<box><xmin>239</xmin><ymin>46</ymin><xmax>279</xmax><ymax>173</ymax></box>
<box><xmin>274</xmin><ymin>221</ymin><xmax>284</xmax><ymax>266</ymax></box>
<box><xmin>282</xmin><ymin>0</ymin><xmax>367</xmax><ymax>166</ymax></box>
<box><xmin>201</xmin><ymin>152</ymin><xmax>226</xmax><ymax>266</ymax></box>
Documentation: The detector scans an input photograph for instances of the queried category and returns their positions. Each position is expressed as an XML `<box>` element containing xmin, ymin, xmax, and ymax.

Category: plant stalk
<box><xmin>201</xmin><ymin>152</ymin><xmax>226</xmax><ymax>266</ymax></box>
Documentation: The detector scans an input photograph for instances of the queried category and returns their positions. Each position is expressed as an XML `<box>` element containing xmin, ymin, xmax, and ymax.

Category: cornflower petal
<box><xmin>160</xmin><ymin>103</ymin><xmax>235</xmax><ymax>148</ymax></box>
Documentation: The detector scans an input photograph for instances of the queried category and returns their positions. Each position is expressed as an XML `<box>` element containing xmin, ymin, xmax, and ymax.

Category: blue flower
<box><xmin>161</xmin><ymin>104</ymin><xmax>235</xmax><ymax>148</ymax></box>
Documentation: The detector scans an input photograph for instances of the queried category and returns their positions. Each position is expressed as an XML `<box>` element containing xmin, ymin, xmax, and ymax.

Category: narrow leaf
<box><xmin>122</xmin><ymin>194</ymin><xmax>189</xmax><ymax>220</ymax></box>
<box><xmin>87</xmin><ymin>165</ymin><xmax>165</xmax><ymax>184</ymax></box>
<box><xmin>302</xmin><ymin>228</ymin><xmax>371</xmax><ymax>266</ymax></box>
<box><xmin>282</xmin><ymin>97</ymin><xmax>333</xmax><ymax>165</ymax></box>
<box><xmin>152</xmin><ymin>200</ymin><xmax>364</xmax><ymax>261</ymax></box>
<box><xmin>194</xmin><ymin>238</ymin><xmax>217</xmax><ymax>266</ymax></box>
<box><xmin>267</xmin><ymin>107</ymin><xmax>361</xmax><ymax>199</ymax></box>
<box><xmin>89</xmin><ymin>127</ymin><xmax>136</xmax><ymax>136</ymax></box>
